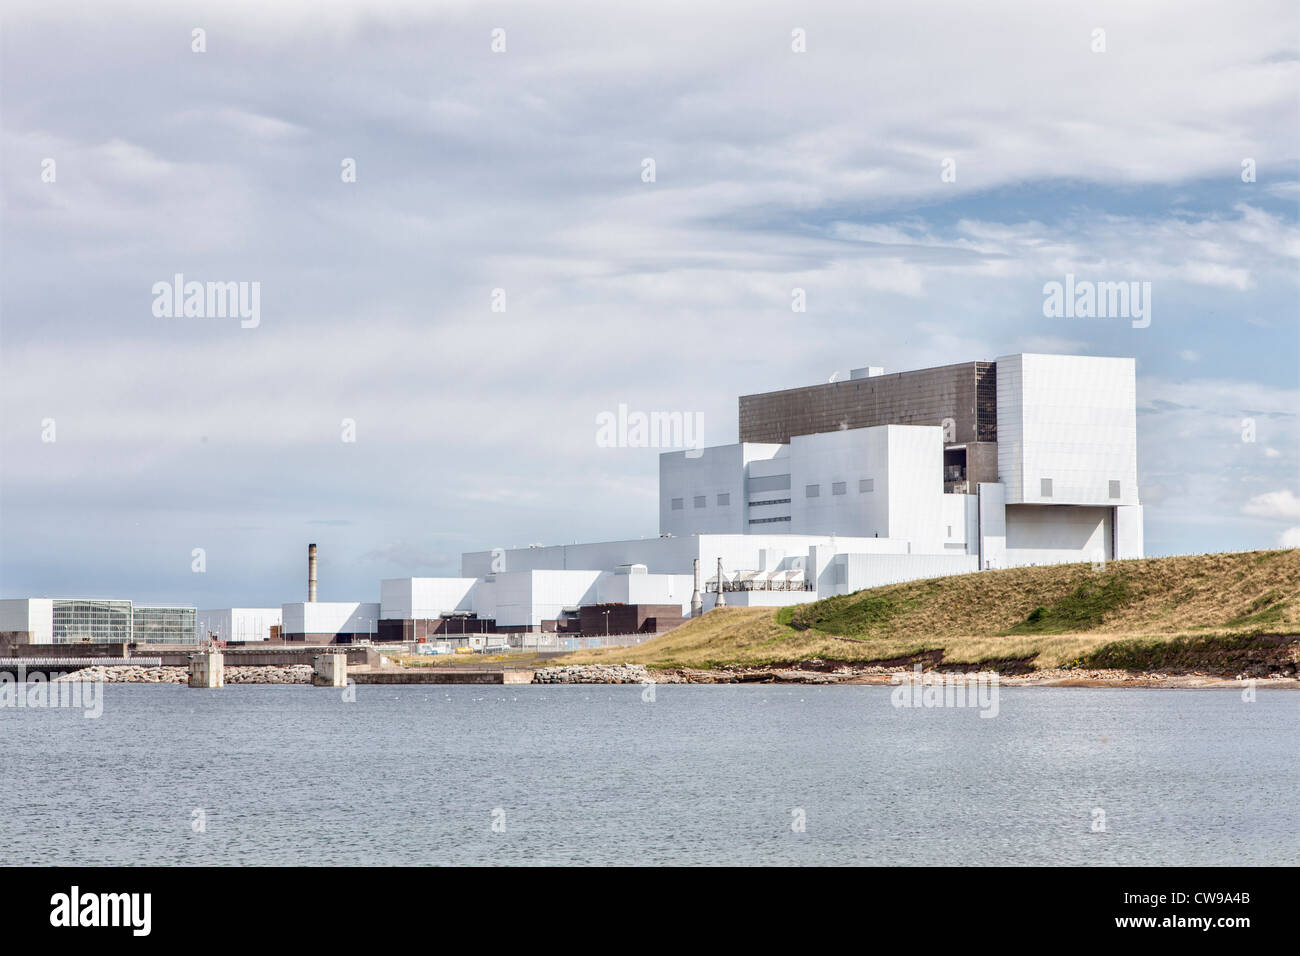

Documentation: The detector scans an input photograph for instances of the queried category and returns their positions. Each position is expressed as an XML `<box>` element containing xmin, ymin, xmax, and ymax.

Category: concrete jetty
<box><xmin>312</xmin><ymin>653</ymin><xmax>347</xmax><ymax>687</ymax></box>
<box><xmin>188</xmin><ymin>649</ymin><xmax>224</xmax><ymax>688</ymax></box>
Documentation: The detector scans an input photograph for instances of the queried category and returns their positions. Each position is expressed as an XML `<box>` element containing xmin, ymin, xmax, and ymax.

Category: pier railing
<box><xmin>0</xmin><ymin>657</ymin><xmax>163</xmax><ymax>668</ymax></box>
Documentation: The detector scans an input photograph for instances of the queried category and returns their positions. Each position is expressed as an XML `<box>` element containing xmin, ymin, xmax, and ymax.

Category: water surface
<box><xmin>4</xmin><ymin>684</ymin><xmax>1296</xmax><ymax>865</ymax></box>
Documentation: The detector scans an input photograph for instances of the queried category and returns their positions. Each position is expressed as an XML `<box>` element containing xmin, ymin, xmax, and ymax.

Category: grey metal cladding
<box><xmin>738</xmin><ymin>360</ymin><xmax>997</xmax><ymax>445</ymax></box>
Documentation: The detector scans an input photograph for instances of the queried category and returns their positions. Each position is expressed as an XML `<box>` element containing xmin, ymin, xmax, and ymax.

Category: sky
<box><xmin>1</xmin><ymin>0</ymin><xmax>1297</xmax><ymax>608</ymax></box>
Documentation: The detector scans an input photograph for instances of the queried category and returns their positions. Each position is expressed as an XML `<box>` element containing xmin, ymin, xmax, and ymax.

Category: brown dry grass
<box><xmin>791</xmin><ymin>549</ymin><xmax>1298</xmax><ymax>639</ymax></box>
<box><xmin>560</xmin><ymin>549</ymin><xmax>1299</xmax><ymax>671</ymax></box>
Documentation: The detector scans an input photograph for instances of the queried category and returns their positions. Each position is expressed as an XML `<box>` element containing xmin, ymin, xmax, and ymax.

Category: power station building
<box><xmin>370</xmin><ymin>353</ymin><xmax>1143</xmax><ymax>636</ymax></box>
<box><xmin>1</xmin><ymin>352</ymin><xmax>1144</xmax><ymax>643</ymax></box>
<box><xmin>662</xmin><ymin>353</ymin><xmax>1142</xmax><ymax>567</ymax></box>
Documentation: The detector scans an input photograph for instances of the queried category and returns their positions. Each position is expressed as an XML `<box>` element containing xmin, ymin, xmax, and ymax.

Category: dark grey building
<box><xmin>737</xmin><ymin>360</ymin><xmax>999</xmax><ymax>490</ymax></box>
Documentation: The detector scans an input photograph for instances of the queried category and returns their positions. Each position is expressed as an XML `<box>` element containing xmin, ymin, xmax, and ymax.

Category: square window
<box><xmin>1109</xmin><ymin>480</ymin><xmax>1121</xmax><ymax>499</ymax></box>
<box><xmin>832</xmin><ymin>481</ymin><xmax>846</xmax><ymax>496</ymax></box>
<box><xmin>859</xmin><ymin>478</ymin><xmax>874</xmax><ymax>493</ymax></box>
<box><xmin>671</xmin><ymin>498</ymin><xmax>683</xmax><ymax>511</ymax></box>
<box><xmin>717</xmin><ymin>493</ymin><xmax>730</xmax><ymax>506</ymax></box>
<box><xmin>1040</xmin><ymin>478</ymin><xmax>1053</xmax><ymax>498</ymax></box>
<box><xmin>693</xmin><ymin>495</ymin><xmax>706</xmax><ymax>508</ymax></box>
<box><xmin>805</xmin><ymin>484</ymin><xmax>820</xmax><ymax>498</ymax></box>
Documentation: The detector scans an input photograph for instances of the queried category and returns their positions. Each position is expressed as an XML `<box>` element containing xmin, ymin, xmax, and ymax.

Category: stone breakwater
<box><xmin>54</xmin><ymin>665</ymin><xmax>313</xmax><ymax>684</ymax></box>
<box><xmin>529</xmin><ymin>662</ymin><xmax>1300</xmax><ymax>687</ymax></box>
<box><xmin>227</xmin><ymin>665</ymin><xmax>313</xmax><ymax>684</ymax></box>
<box><xmin>532</xmin><ymin>664</ymin><xmax>685</xmax><ymax>684</ymax></box>
<box><xmin>54</xmin><ymin>666</ymin><xmax>186</xmax><ymax>683</ymax></box>
<box><xmin>46</xmin><ymin>662</ymin><xmax>1296</xmax><ymax>688</ymax></box>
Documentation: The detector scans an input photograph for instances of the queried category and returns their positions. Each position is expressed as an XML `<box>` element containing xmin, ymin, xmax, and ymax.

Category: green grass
<box><xmin>1003</xmin><ymin>574</ymin><xmax>1131</xmax><ymax>635</ymax></box>
<box><xmin>1224</xmin><ymin>589</ymin><xmax>1290</xmax><ymax>628</ymax></box>
<box><xmin>787</xmin><ymin>592</ymin><xmax>905</xmax><ymax>635</ymax></box>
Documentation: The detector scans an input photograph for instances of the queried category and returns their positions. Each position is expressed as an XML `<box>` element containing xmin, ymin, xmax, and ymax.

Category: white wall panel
<box><xmin>1115</xmin><ymin>504</ymin><xmax>1145</xmax><ymax>560</ymax></box>
<box><xmin>282</xmin><ymin>602</ymin><xmax>380</xmax><ymax>636</ymax></box>
<box><xmin>978</xmin><ymin>482</ymin><xmax>1006</xmax><ymax>570</ymax></box>
<box><xmin>829</xmin><ymin>553</ymin><xmax>980</xmax><ymax>596</ymax></box>
<box><xmin>1004</xmin><ymin>505</ymin><xmax>1111</xmax><ymax>566</ymax></box>
<box><xmin>380</xmin><ymin>578</ymin><xmax>476</xmax><ymax>619</ymax></box>
<box><xmin>198</xmin><ymin>608</ymin><xmax>281</xmax><ymax>642</ymax></box>
<box><xmin>0</xmin><ymin>599</ymin><xmax>53</xmax><ymax>643</ymax></box>
<box><xmin>997</xmin><ymin>353</ymin><xmax>1138</xmax><ymax>507</ymax></box>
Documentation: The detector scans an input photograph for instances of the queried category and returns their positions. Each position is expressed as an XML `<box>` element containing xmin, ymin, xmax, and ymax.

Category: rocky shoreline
<box><xmin>44</xmin><ymin>661</ymin><xmax>1300</xmax><ymax>688</ymax></box>
<box><xmin>54</xmin><ymin>664</ymin><xmax>313</xmax><ymax>684</ymax></box>
<box><xmin>532</xmin><ymin>662</ymin><xmax>1300</xmax><ymax>688</ymax></box>
<box><xmin>532</xmin><ymin>664</ymin><xmax>685</xmax><ymax>684</ymax></box>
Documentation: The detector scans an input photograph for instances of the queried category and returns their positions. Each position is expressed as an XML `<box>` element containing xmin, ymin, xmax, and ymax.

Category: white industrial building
<box><xmin>660</xmin><ymin>425</ymin><xmax>950</xmax><ymax>546</ymax></box>
<box><xmin>280</xmin><ymin>601</ymin><xmax>381</xmax><ymax>643</ymax></box>
<box><xmin>661</xmin><ymin>353</ymin><xmax>1142</xmax><ymax>568</ymax></box>
<box><xmin>370</xmin><ymin>531</ymin><xmax>982</xmax><ymax>636</ymax></box>
<box><xmin>2</xmin><ymin>352</ymin><xmax>1143</xmax><ymax>644</ymax></box>
<box><xmin>462</xmin><ymin>534</ymin><xmax>973</xmax><ymax>611</ymax></box>
<box><xmin>196</xmin><ymin>608</ymin><xmax>283</xmax><ymax>643</ymax></box>
<box><xmin>371</xmin><ymin>352</ymin><xmax>1143</xmax><ymax>637</ymax></box>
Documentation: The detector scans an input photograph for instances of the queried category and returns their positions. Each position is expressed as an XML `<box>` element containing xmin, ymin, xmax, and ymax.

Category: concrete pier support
<box><xmin>188</xmin><ymin>650</ymin><xmax>224</xmax><ymax>688</ymax></box>
<box><xmin>312</xmin><ymin>653</ymin><xmax>347</xmax><ymax>687</ymax></box>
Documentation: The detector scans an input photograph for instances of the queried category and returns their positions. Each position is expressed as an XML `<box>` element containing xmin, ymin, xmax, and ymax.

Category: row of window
<box><xmin>50</xmin><ymin>601</ymin><xmax>195</xmax><ymax>644</ymax></box>
<box><xmin>674</xmin><ymin>478</ymin><xmax>876</xmax><ymax>510</ymax></box>
<box><xmin>671</xmin><ymin>493</ymin><xmax>731</xmax><ymax>510</ymax></box>
<box><xmin>51</xmin><ymin>600</ymin><xmax>133</xmax><ymax>644</ymax></box>
<box><xmin>1040</xmin><ymin>479</ymin><xmax>1122</xmax><ymax>499</ymax></box>
<box><xmin>805</xmin><ymin>478</ymin><xmax>873</xmax><ymax>498</ymax></box>
<box><xmin>675</xmin><ymin>477</ymin><xmax>1123</xmax><ymax>512</ymax></box>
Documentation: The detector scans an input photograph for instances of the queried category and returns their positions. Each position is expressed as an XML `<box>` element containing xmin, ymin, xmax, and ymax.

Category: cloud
<box><xmin>360</xmin><ymin>540</ymin><xmax>455</xmax><ymax>569</ymax></box>
<box><xmin>0</xmin><ymin>0</ymin><xmax>1296</xmax><ymax>600</ymax></box>
<box><xmin>1242</xmin><ymin>489</ymin><xmax>1300</xmax><ymax>520</ymax></box>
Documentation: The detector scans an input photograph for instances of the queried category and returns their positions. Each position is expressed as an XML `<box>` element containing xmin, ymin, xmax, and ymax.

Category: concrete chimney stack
<box><xmin>308</xmin><ymin>543</ymin><xmax>318</xmax><ymax>602</ymax></box>
<box><xmin>714</xmin><ymin>557</ymin><xmax>726</xmax><ymax>609</ymax></box>
<box><xmin>690</xmin><ymin>558</ymin><xmax>703</xmax><ymax>618</ymax></box>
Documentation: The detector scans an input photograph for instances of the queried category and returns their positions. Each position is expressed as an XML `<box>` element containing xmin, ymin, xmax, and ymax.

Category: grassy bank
<box><xmin>560</xmin><ymin>549</ymin><xmax>1300</xmax><ymax>673</ymax></box>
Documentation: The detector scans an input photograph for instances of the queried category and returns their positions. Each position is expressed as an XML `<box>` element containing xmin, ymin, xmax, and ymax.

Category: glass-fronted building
<box><xmin>41</xmin><ymin>600</ymin><xmax>198</xmax><ymax>644</ymax></box>
<box><xmin>132</xmin><ymin>605</ymin><xmax>198</xmax><ymax>645</ymax></box>
<box><xmin>50</xmin><ymin>599</ymin><xmax>133</xmax><ymax>644</ymax></box>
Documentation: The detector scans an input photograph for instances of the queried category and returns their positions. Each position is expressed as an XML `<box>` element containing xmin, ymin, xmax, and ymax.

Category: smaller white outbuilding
<box><xmin>197</xmin><ymin>608</ymin><xmax>283</xmax><ymax>643</ymax></box>
<box><xmin>280</xmin><ymin>602</ymin><xmax>380</xmax><ymax>642</ymax></box>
